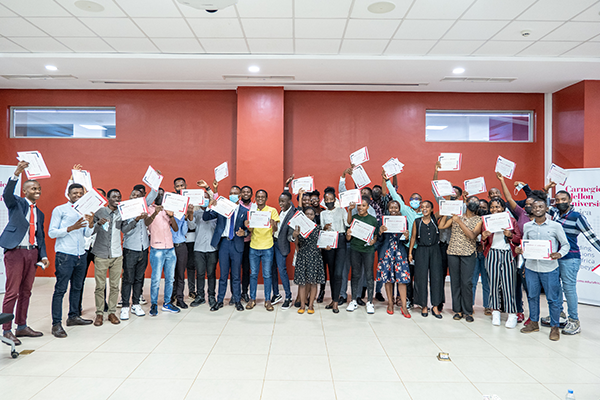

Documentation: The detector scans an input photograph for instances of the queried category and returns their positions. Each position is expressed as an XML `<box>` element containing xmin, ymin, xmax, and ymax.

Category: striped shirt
<box><xmin>549</xmin><ymin>206</ymin><xmax>600</xmax><ymax>260</ymax></box>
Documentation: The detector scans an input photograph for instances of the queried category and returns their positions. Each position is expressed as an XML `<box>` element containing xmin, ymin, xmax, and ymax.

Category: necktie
<box><xmin>228</xmin><ymin>214</ymin><xmax>235</xmax><ymax>240</ymax></box>
<box><xmin>29</xmin><ymin>204</ymin><xmax>35</xmax><ymax>245</ymax></box>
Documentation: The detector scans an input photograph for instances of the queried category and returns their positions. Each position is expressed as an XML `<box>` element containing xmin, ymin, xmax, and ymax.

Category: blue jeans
<box><xmin>525</xmin><ymin>267</ymin><xmax>561</xmax><ymax>327</ymax></box>
<box><xmin>51</xmin><ymin>252</ymin><xmax>86</xmax><ymax>325</ymax></box>
<box><xmin>150</xmin><ymin>247</ymin><xmax>176</xmax><ymax>306</ymax></box>
<box><xmin>272</xmin><ymin>244</ymin><xmax>292</xmax><ymax>299</ymax></box>
<box><xmin>472</xmin><ymin>251</ymin><xmax>490</xmax><ymax>308</ymax></box>
<box><xmin>217</xmin><ymin>238</ymin><xmax>242</xmax><ymax>303</ymax></box>
<box><xmin>249</xmin><ymin>247</ymin><xmax>273</xmax><ymax>301</ymax></box>
<box><xmin>559</xmin><ymin>258</ymin><xmax>581</xmax><ymax>321</ymax></box>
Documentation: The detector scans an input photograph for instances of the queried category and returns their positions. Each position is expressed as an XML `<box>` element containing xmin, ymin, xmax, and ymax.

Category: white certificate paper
<box><xmin>351</xmin><ymin>165</ymin><xmax>371</xmax><ymax>189</ymax></box>
<box><xmin>214</xmin><ymin>161</ymin><xmax>229</xmax><ymax>182</ymax></box>
<box><xmin>464</xmin><ymin>177</ymin><xmax>487</xmax><ymax>195</ymax></box>
<box><xmin>182</xmin><ymin>189</ymin><xmax>205</xmax><ymax>206</ymax></box>
<box><xmin>495</xmin><ymin>156</ymin><xmax>516</xmax><ymax>179</ymax></box>
<box><xmin>142</xmin><ymin>165</ymin><xmax>163</xmax><ymax>191</ymax></box>
<box><xmin>71</xmin><ymin>169</ymin><xmax>93</xmax><ymax>191</ymax></box>
<box><xmin>72</xmin><ymin>188</ymin><xmax>107</xmax><ymax>216</ymax></box>
<box><xmin>291</xmin><ymin>176</ymin><xmax>314</xmax><ymax>194</ymax></box>
<box><xmin>349</xmin><ymin>219</ymin><xmax>376</xmax><ymax>243</ymax></box>
<box><xmin>382</xmin><ymin>157</ymin><xmax>404</xmax><ymax>178</ymax></box>
<box><xmin>383</xmin><ymin>216</ymin><xmax>407</xmax><ymax>233</ymax></box>
<box><xmin>118</xmin><ymin>197</ymin><xmax>148</xmax><ymax>220</ymax></box>
<box><xmin>349</xmin><ymin>146</ymin><xmax>369</xmax><ymax>166</ymax></box>
<box><xmin>162</xmin><ymin>192</ymin><xmax>190</xmax><ymax>219</ymax></box>
<box><xmin>210</xmin><ymin>196</ymin><xmax>237</xmax><ymax>218</ymax></box>
<box><xmin>522</xmin><ymin>239</ymin><xmax>552</xmax><ymax>260</ymax></box>
<box><xmin>439</xmin><ymin>200</ymin><xmax>464</xmax><ymax>216</ymax></box>
<box><xmin>317</xmin><ymin>231</ymin><xmax>339</xmax><ymax>249</ymax></box>
<box><xmin>547</xmin><ymin>163</ymin><xmax>569</xmax><ymax>185</ymax></box>
<box><xmin>339</xmin><ymin>189</ymin><xmax>362</xmax><ymax>208</ymax></box>
<box><xmin>17</xmin><ymin>151</ymin><xmax>51</xmax><ymax>179</ymax></box>
<box><xmin>438</xmin><ymin>153</ymin><xmax>462</xmax><ymax>171</ymax></box>
<box><xmin>432</xmin><ymin>180</ymin><xmax>456</xmax><ymax>197</ymax></box>
<box><xmin>482</xmin><ymin>211</ymin><xmax>513</xmax><ymax>233</ymax></box>
<box><xmin>249</xmin><ymin>210</ymin><xmax>271</xmax><ymax>228</ymax></box>
<box><xmin>287</xmin><ymin>210</ymin><xmax>317</xmax><ymax>238</ymax></box>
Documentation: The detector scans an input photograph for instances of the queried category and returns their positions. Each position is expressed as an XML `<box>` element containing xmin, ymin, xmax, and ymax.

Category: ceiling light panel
<box><xmin>241</xmin><ymin>18</ymin><xmax>293</xmax><ymax>38</ymax></box>
<box><xmin>541</xmin><ymin>22</ymin><xmax>600</xmax><ymax>42</ymax></box>
<box><xmin>0</xmin><ymin>18</ymin><xmax>47</xmax><ymax>37</ymax></box>
<box><xmin>134</xmin><ymin>18</ymin><xmax>195</xmax><ymax>38</ymax></box>
<box><xmin>188</xmin><ymin>19</ymin><xmax>244</xmax><ymax>38</ymax></box>
<box><xmin>80</xmin><ymin>18</ymin><xmax>145</xmax><ymax>37</ymax></box>
<box><xmin>406</xmin><ymin>0</ymin><xmax>475</xmax><ymax>19</ymax></box>
<box><xmin>517</xmin><ymin>41</ymin><xmax>580</xmax><ymax>56</ymax></box>
<box><xmin>236</xmin><ymin>0</ymin><xmax>293</xmax><ymax>18</ymax></box>
<box><xmin>443</xmin><ymin>20</ymin><xmax>510</xmax><ymax>41</ymax></box>
<box><xmin>9</xmin><ymin>37</ymin><xmax>72</xmax><ymax>52</ymax></box>
<box><xmin>344</xmin><ymin>19</ymin><xmax>401</xmax><ymax>39</ymax></box>
<box><xmin>294</xmin><ymin>0</ymin><xmax>352</xmax><ymax>18</ymax></box>
<box><xmin>0</xmin><ymin>0</ymin><xmax>70</xmax><ymax>17</ymax></box>
<box><xmin>26</xmin><ymin>18</ymin><xmax>96</xmax><ymax>37</ymax></box>
<box><xmin>113</xmin><ymin>0</ymin><xmax>181</xmax><ymax>17</ymax></box>
<box><xmin>462</xmin><ymin>0</ymin><xmax>536</xmax><ymax>20</ymax></box>
<box><xmin>55</xmin><ymin>0</ymin><xmax>126</xmax><ymax>17</ymax></box>
<box><xmin>394</xmin><ymin>20</ymin><xmax>454</xmax><ymax>40</ymax></box>
<box><xmin>517</xmin><ymin>0</ymin><xmax>597</xmax><ymax>21</ymax></box>
<box><xmin>294</xmin><ymin>19</ymin><xmax>347</xmax><ymax>39</ymax></box>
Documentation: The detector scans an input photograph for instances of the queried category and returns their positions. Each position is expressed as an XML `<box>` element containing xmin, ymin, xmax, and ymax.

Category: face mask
<box><xmin>467</xmin><ymin>202</ymin><xmax>479</xmax><ymax>212</ymax></box>
<box><xmin>325</xmin><ymin>201</ymin><xmax>335</xmax><ymax>210</ymax></box>
<box><xmin>202</xmin><ymin>198</ymin><xmax>210</xmax><ymax>208</ymax></box>
<box><xmin>556</xmin><ymin>202</ymin><xmax>569</xmax><ymax>212</ymax></box>
<box><xmin>229</xmin><ymin>194</ymin><xmax>239</xmax><ymax>203</ymax></box>
<box><xmin>524</xmin><ymin>205</ymin><xmax>533</xmax><ymax>215</ymax></box>
<box><xmin>514</xmin><ymin>183</ymin><xmax>525</xmax><ymax>196</ymax></box>
<box><xmin>477</xmin><ymin>208</ymin><xmax>489</xmax><ymax>216</ymax></box>
<box><xmin>372</xmin><ymin>192</ymin><xmax>381</xmax><ymax>200</ymax></box>
<box><xmin>410</xmin><ymin>200</ymin><xmax>420</xmax><ymax>209</ymax></box>
<box><xmin>450</xmin><ymin>196</ymin><xmax>457</xmax><ymax>201</ymax></box>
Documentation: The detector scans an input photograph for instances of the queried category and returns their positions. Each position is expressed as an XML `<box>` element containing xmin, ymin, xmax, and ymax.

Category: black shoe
<box><xmin>208</xmin><ymin>297</ymin><xmax>217</xmax><ymax>308</ymax></box>
<box><xmin>176</xmin><ymin>300</ymin><xmax>188</xmax><ymax>309</ymax></box>
<box><xmin>338</xmin><ymin>297</ymin><xmax>346</xmax><ymax>306</ymax></box>
<box><xmin>51</xmin><ymin>324</ymin><xmax>67</xmax><ymax>338</ymax></box>
<box><xmin>360</xmin><ymin>287</ymin><xmax>367</xmax><ymax>299</ymax></box>
<box><xmin>333</xmin><ymin>308</ymin><xmax>340</xmax><ymax>314</ymax></box>
<box><xmin>453</xmin><ymin>313</ymin><xmax>462</xmax><ymax>320</ymax></box>
<box><xmin>210</xmin><ymin>302</ymin><xmax>224</xmax><ymax>312</ymax></box>
<box><xmin>356</xmin><ymin>298</ymin><xmax>366</xmax><ymax>307</ymax></box>
<box><xmin>241</xmin><ymin>293</ymin><xmax>250</xmax><ymax>303</ymax></box>
<box><xmin>66</xmin><ymin>316</ymin><xmax>93</xmax><ymax>326</ymax></box>
<box><xmin>271</xmin><ymin>294</ymin><xmax>283</xmax><ymax>305</ymax></box>
<box><xmin>281</xmin><ymin>298</ymin><xmax>291</xmax><ymax>310</ymax></box>
<box><xmin>375</xmin><ymin>292</ymin><xmax>385</xmax><ymax>302</ymax></box>
<box><xmin>235</xmin><ymin>302</ymin><xmax>244</xmax><ymax>311</ymax></box>
<box><xmin>229</xmin><ymin>298</ymin><xmax>235</xmax><ymax>306</ymax></box>
<box><xmin>294</xmin><ymin>300</ymin><xmax>301</xmax><ymax>308</ymax></box>
<box><xmin>465</xmin><ymin>315</ymin><xmax>474</xmax><ymax>323</ymax></box>
<box><xmin>316</xmin><ymin>289</ymin><xmax>325</xmax><ymax>303</ymax></box>
<box><xmin>191</xmin><ymin>297</ymin><xmax>205</xmax><ymax>307</ymax></box>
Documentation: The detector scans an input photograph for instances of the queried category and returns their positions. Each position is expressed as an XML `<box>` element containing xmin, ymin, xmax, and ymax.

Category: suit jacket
<box><xmin>203</xmin><ymin>206</ymin><xmax>248</xmax><ymax>253</ymax></box>
<box><xmin>0</xmin><ymin>177</ymin><xmax>47</xmax><ymax>260</ymax></box>
<box><xmin>275</xmin><ymin>205</ymin><xmax>296</xmax><ymax>256</ymax></box>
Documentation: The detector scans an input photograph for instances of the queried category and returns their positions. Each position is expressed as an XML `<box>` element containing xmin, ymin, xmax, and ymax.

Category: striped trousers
<box><xmin>485</xmin><ymin>248</ymin><xmax>517</xmax><ymax>313</ymax></box>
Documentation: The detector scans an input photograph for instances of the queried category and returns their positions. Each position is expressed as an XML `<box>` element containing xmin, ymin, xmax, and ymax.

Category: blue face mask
<box><xmin>410</xmin><ymin>199</ymin><xmax>421</xmax><ymax>209</ymax></box>
<box><xmin>202</xmin><ymin>198</ymin><xmax>210</xmax><ymax>207</ymax></box>
<box><xmin>229</xmin><ymin>194</ymin><xmax>239</xmax><ymax>203</ymax></box>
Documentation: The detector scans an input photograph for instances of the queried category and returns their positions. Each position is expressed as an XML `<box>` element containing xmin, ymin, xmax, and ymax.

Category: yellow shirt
<box><xmin>250</xmin><ymin>205</ymin><xmax>280</xmax><ymax>250</ymax></box>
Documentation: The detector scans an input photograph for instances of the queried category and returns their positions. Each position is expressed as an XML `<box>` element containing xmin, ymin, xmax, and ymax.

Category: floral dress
<box><xmin>376</xmin><ymin>233</ymin><xmax>410</xmax><ymax>284</ymax></box>
<box><xmin>293</xmin><ymin>228</ymin><xmax>326</xmax><ymax>285</ymax></box>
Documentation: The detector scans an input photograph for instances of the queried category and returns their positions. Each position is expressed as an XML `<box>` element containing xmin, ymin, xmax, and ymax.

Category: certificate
<box><xmin>339</xmin><ymin>189</ymin><xmax>362</xmax><ymax>208</ymax></box>
<box><xmin>495</xmin><ymin>156</ymin><xmax>516</xmax><ymax>179</ymax></box>
<box><xmin>72</xmin><ymin>188</ymin><xmax>107</xmax><ymax>216</ymax></box>
<box><xmin>349</xmin><ymin>219</ymin><xmax>376</xmax><ymax>243</ymax></box>
<box><xmin>162</xmin><ymin>192</ymin><xmax>190</xmax><ymax>219</ymax></box>
<box><xmin>291</xmin><ymin>176</ymin><xmax>314</xmax><ymax>194</ymax></box>
<box><xmin>142</xmin><ymin>165</ymin><xmax>163</xmax><ymax>191</ymax></box>
<box><xmin>16</xmin><ymin>151</ymin><xmax>51</xmax><ymax>179</ymax></box>
<box><xmin>522</xmin><ymin>240</ymin><xmax>552</xmax><ymax>260</ymax></box>
<box><xmin>182</xmin><ymin>189</ymin><xmax>206</xmax><ymax>206</ymax></box>
<box><xmin>287</xmin><ymin>210</ymin><xmax>317</xmax><ymax>238</ymax></box>
<box><xmin>210</xmin><ymin>196</ymin><xmax>237</xmax><ymax>218</ymax></box>
<box><xmin>118</xmin><ymin>197</ymin><xmax>148</xmax><ymax>220</ymax></box>
<box><xmin>382</xmin><ymin>157</ymin><xmax>404</xmax><ymax>178</ymax></box>
<box><xmin>351</xmin><ymin>165</ymin><xmax>371</xmax><ymax>189</ymax></box>
<box><xmin>432</xmin><ymin>180</ymin><xmax>456</xmax><ymax>197</ymax></box>
<box><xmin>438</xmin><ymin>153</ymin><xmax>462</xmax><ymax>171</ymax></box>
<box><xmin>482</xmin><ymin>211</ymin><xmax>513</xmax><ymax>233</ymax></box>
<box><xmin>214</xmin><ymin>161</ymin><xmax>229</xmax><ymax>182</ymax></box>
<box><xmin>349</xmin><ymin>146</ymin><xmax>369</xmax><ymax>166</ymax></box>
<box><xmin>439</xmin><ymin>200</ymin><xmax>464</xmax><ymax>216</ymax></box>
<box><xmin>383</xmin><ymin>216</ymin><xmax>407</xmax><ymax>233</ymax></box>
<box><xmin>317</xmin><ymin>231</ymin><xmax>339</xmax><ymax>249</ymax></box>
<box><xmin>547</xmin><ymin>163</ymin><xmax>569</xmax><ymax>185</ymax></box>
<box><xmin>464</xmin><ymin>177</ymin><xmax>487</xmax><ymax>195</ymax></box>
<box><xmin>71</xmin><ymin>169</ymin><xmax>93</xmax><ymax>191</ymax></box>
<box><xmin>249</xmin><ymin>210</ymin><xmax>271</xmax><ymax>228</ymax></box>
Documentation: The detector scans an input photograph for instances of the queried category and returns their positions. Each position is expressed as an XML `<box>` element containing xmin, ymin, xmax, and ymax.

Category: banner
<box><xmin>0</xmin><ymin>165</ymin><xmax>21</xmax><ymax>294</ymax></box>
<box><xmin>557</xmin><ymin>168</ymin><xmax>600</xmax><ymax>306</ymax></box>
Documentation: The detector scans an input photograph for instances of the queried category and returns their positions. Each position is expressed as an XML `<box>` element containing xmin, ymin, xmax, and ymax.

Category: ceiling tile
<box><xmin>294</xmin><ymin>39</ymin><xmax>340</xmax><ymax>54</ymax></box>
<box><xmin>10</xmin><ymin>37</ymin><xmax>72</xmax><ymax>52</ymax></box>
<box><xmin>294</xmin><ymin>19</ymin><xmax>346</xmax><ymax>39</ymax></box>
<box><xmin>572</xmin><ymin>4</ymin><xmax>600</xmax><ymax>21</ymax></box>
<box><xmin>344</xmin><ymin>19</ymin><xmax>400</xmax><ymax>39</ymax></box>
<box><xmin>394</xmin><ymin>20</ymin><xmax>454</xmax><ymax>40</ymax></box>
<box><xmin>462</xmin><ymin>0</ymin><xmax>536</xmax><ymax>20</ymax></box>
<box><xmin>241</xmin><ymin>18</ymin><xmax>293</xmax><ymax>38</ymax></box>
<box><xmin>0</xmin><ymin>37</ymin><xmax>27</xmax><ymax>52</ymax></box>
<box><xmin>54</xmin><ymin>0</ymin><xmax>127</xmax><ymax>17</ymax></box>
<box><xmin>350</xmin><ymin>0</ymin><xmax>412</xmax><ymax>19</ymax></box>
<box><xmin>562</xmin><ymin>42</ymin><xmax>600</xmax><ymax>57</ymax></box>
<box><xmin>113</xmin><ymin>0</ymin><xmax>181</xmax><ymax>18</ymax></box>
<box><xmin>517</xmin><ymin>41</ymin><xmax>580</xmax><ymax>56</ymax></box>
<box><xmin>57</xmin><ymin>37</ymin><xmax>115</xmax><ymax>52</ymax></box>
<box><xmin>0</xmin><ymin>0</ymin><xmax>70</xmax><ymax>17</ymax></box>
<box><xmin>152</xmin><ymin>38</ymin><xmax>204</xmax><ymax>53</ymax></box>
<box><xmin>444</xmin><ymin>20</ymin><xmax>509</xmax><ymax>40</ymax></box>
<box><xmin>80</xmin><ymin>18</ymin><xmax>145</xmax><ymax>37</ymax></box>
<box><xmin>188</xmin><ymin>18</ymin><xmax>244</xmax><ymax>38</ymax></box>
<box><xmin>294</xmin><ymin>0</ymin><xmax>351</xmax><ymax>18</ymax></box>
<box><xmin>339</xmin><ymin>39</ymin><xmax>388</xmax><ymax>55</ymax></box>
<box><xmin>134</xmin><ymin>18</ymin><xmax>194</xmax><ymax>38</ymax></box>
<box><xmin>406</xmin><ymin>0</ymin><xmax>476</xmax><ymax>19</ymax></box>
<box><xmin>472</xmin><ymin>40</ymin><xmax>533</xmax><ymax>56</ymax></box>
<box><xmin>199</xmin><ymin>38</ymin><xmax>249</xmax><ymax>53</ymax></box>
<box><xmin>0</xmin><ymin>4</ymin><xmax>16</xmax><ymax>16</ymax></box>
<box><xmin>235</xmin><ymin>0</ymin><xmax>292</xmax><ymax>18</ymax></box>
<box><xmin>26</xmin><ymin>18</ymin><xmax>97</xmax><ymax>37</ymax></box>
<box><xmin>0</xmin><ymin>17</ymin><xmax>47</xmax><ymax>36</ymax></box>
<box><xmin>174</xmin><ymin>3</ymin><xmax>238</xmax><ymax>18</ymax></box>
<box><xmin>541</xmin><ymin>22</ymin><xmax>600</xmax><ymax>41</ymax></box>
<box><xmin>518</xmin><ymin>0</ymin><xmax>597</xmax><ymax>21</ymax></box>
<box><xmin>384</xmin><ymin>40</ymin><xmax>437</xmax><ymax>55</ymax></box>
<box><xmin>493</xmin><ymin>21</ymin><xmax>564</xmax><ymax>41</ymax></box>
<box><xmin>103</xmin><ymin>37</ymin><xmax>160</xmax><ymax>52</ymax></box>
<box><xmin>428</xmin><ymin>40</ymin><xmax>485</xmax><ymax>55</ymax></box>
<box><xmin>247</xmin><ymin>38</ymin><xmax>293</xmax><ymax>54</ymax></box>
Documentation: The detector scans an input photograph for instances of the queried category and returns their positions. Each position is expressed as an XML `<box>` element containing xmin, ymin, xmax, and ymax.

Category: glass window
<box><xmin>425</xmin><ymin>111</ymin><xmax>532</xmax><ymax>142</ymax></box>
<box><xmin>10</xmin><ymin>107</ymin><xmax>116</xmax><ymax>138</ymax></box>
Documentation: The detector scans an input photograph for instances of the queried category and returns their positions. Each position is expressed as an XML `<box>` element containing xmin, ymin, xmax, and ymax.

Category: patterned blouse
<box><xmin>447</xmin><ymin>215</ymin><xmax>481</xmax><ymax>256</ymax></box>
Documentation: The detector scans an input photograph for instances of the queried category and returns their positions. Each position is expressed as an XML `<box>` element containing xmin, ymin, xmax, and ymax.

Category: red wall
<box><xmin>553</xmin><ymin>82</ymin><xmax>585</xmax><ymax>169</ymax></box>
<box><xmin>583</xmin><ymin>81</ymin><xmax>600</xmax><ymax>168</ymax></box>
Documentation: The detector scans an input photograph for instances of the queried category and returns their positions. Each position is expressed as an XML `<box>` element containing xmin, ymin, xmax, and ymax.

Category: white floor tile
<box><xmin>0</xmin><ymin>375</ymin><xmax>55</xmax><ymax>398</ymax></box>
<box><xmin>330</xmin><ymin>355</ymin><xmax>399</xmax><ymax>382</ymax></box>
<box><xmin>378</xmin><ymin>335</ymin><xmax>441</xmax><ymax>357</ymax></box>
<box><xmin>262</xmin><ymin>380</ymin><xmax>336</xmax><ymax>400</ymax></box>
<box><xmin>325</xmin><ymin>334</ymin><xmax>386</xmax><ymax>356</ymax></box>
<box><xmin>431</xmin><ymin>337</ymin><xmax>505</xmax><ymax>357</ymax></box>
<box><xmin>266</xmin><ymin>354</ymin><xmax>332</xmax><ymax>381</ymax></box>
<box><xmin>452</xmin><ymin>356</ymin><xmax>536</xmax><ymax>383</ymax></box>
<box><xmin>544</xmin><ymin>383</ymin><xmax>600</xmax><ymax>400</ymax></box>
<box><xmin>95</xmin><ymin>332</ymin><xmax>166</xmax><ymax>353</ymax></box>
<box><xmin>389</xmin><ymin>355</ymin><xmax>468</xmax><ymax>383</ymax></box>
<box><xmin>0</xmin><ymin>350</ymin><xmax>88</xmax><ymax>377</ymax></box>
<box><xmin>130</xmin><ymin>353</ymin><xmax>206</xmax><ymax>379</ymax></box>
<box><xmin>334</xmin><ymin>381</ymin><xmax>411</xmax><ymax>400</ymax></box>
<box><xmin>153</xmin><ymin>334</ymin><xmax>218</xmax><ymax>354</ymax></box>
<box><xmin>63</xmin><ymin>352</ymin><xmax>147</xmax><ymax>378</ymax></box>
<box><xmin>31</xmin><ymin>377</ymin><xmax>124</xmax><ymax>400</ymax></box>
<box><xmin>211</xmin><ymin>334</ymin><xmax>272</xmax><ymax>355</ymax></box>
<box><xmin>269</xmin><ymin>335</ymin><xmax>328</xmax><ymax>355</ymax></box>
<box><xmin>404</xmin><ymin>382</ymin><xmax>482</xmax><ymax>400</ymax></box>
<box><xmin>107</xmin><ymin>378</ymin><xmax>193</xmax><ymax>400</ymax></box>
<box><xmin>197</xmin><ymin>354</ymin><xmax>267</xmax><ymax>380</ymax></box>
<box><xmin>511</xmin><ymin>357</ymin><xmax>600</xmax><ymax>384</ymax></box>
<box><xmin>474</xmin><ymin>383</ymin><xmax>561</xmax><ymax>400</ymax></box>
<box><xmin>186</xmin><ymin>379</ymin><xmax>263</xmax><ymax>400</ymax></box>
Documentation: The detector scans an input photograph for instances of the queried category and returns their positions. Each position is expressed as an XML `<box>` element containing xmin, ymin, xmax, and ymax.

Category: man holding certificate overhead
<box><xmin>516</xmin><ymin>193</ymin><xmax>569</xmax><ymax>341</ymax></box>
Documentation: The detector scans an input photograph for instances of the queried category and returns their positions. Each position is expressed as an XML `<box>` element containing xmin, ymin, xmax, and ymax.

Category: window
<box><xmin>425</xmin><ymin>110</ymin><xmax>532</xmax><ymax>142</ymax></box>
<box><xmin>10</xmin><ymin>107</ymin><xmax>116</xmax><ymax>138</ymax></box>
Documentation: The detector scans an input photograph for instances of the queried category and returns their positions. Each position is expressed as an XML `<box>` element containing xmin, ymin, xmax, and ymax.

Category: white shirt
<box><xmin>491</xmin><ymin>232</ymin><xmax>510</xmax><ymax>250</ymax></box>
<box><xmin>221</xmin><ymin>205</ymin><xmax>240</xmax><ymax>238</ymax></box>
<box><xmin>274</xmin><ymin>207</ymin><xmax>292</xmax><ymax>239</ymax></box>
<box><xmin>18</xmin><ymin>197</ymin><xmax>38</xmax><ymax>247</ymax></box>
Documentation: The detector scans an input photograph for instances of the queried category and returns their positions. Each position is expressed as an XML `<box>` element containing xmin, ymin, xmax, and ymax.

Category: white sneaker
<box><xmin>139</xmin><ymin>295</ymin><xmax>147</xmax><ymax>305</ymax></box>
<box><xmin>505</xmin><ymin>313</ymin><xmax>517</xmax><ymax>329</ymax></box>
<box><xmin>366</xmin><ymin>302</ymin><xmax>375</xmax><ymax>314</ymax></box>
<box><xmin>131</xmin><ymin>304</ymin><xmax>145</xmax><ymax>317</ymax></box>
<box><xmin>120</xmin><ymin>307</ymin><xmax>130</xmax><ymax>320</ymax></box>
<box><xmin>346</xmin><ymin>300</ymin><xmax>358</xmax><ymax>312</ymax></box>
<box><xmin>492</xmin><ymin>310</ymin><xmax>501</xmax><ymax>326</ymax></box>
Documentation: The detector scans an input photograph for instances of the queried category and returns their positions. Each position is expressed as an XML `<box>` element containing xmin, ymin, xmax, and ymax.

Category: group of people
<box><xmin>2</xmin><ymin>157</ymin><xmax>598</xmax><ymax>346</ymax></box>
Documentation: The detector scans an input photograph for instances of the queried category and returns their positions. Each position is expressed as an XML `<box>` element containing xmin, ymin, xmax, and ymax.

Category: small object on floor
<box><xmin>437</xmin><ymin>352</ymin><xmax>451</xmax><ymax>362</ymax></box>
<box><xmin>484</xmin><ymin>308</ymin><xmax>492</xmax><ymax>316</ymax></box>
<box><xmin>375</xmin><ymin>292</ymin><xmax>385</xmax><ymax>302</ymax></box>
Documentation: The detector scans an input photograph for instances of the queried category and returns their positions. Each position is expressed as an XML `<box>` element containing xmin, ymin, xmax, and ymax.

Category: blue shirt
<box><xmin>48</xmin><ymin>202</ymin><xmax>93</xmax><ymax>256</ymax></box>
<box><xmin>549</xmin><ymin>206</ymin><xmax>600</xmax><ymax>260</ymax></box>
<box><xmin>171</xmin><ymin>215</ymin><xmax>188</xmax><ymax>244</ymax></box>
<box><xmin>522</xmin><ymin>218</ymin><xmax>570</xmax><ymax>273</ymax></box>
<box><xmin>386</xmin><ymin>180</ymin><xmax>423</xmax><ymax>248</ymax></box>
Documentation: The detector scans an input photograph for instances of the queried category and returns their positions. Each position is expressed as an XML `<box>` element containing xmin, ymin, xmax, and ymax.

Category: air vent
<box><xmin>223</xmin><ymin>75</ymin><xmax>295</xmax><ymax>81</ymax></box>
<box><xmin>441</xmin><ymin>76</ymin><xmax>516</xmax><ymax>83</ymax></box>
<box><xmin>1</xmin><ymin>74</ymin><xmax>77</xmax><ymax>80</ymax></box>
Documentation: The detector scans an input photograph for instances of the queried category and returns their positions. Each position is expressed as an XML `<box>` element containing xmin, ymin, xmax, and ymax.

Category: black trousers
<box><xmin>323</xmin><ymin>234</ymin><xmax>347</xmax><ymax>302</ymax></box>
<box><xmin>77</xmin><ymin>249</ymin><xmax>96</xmax><ymax>316</ymax></box>
<box><xmin>185</xmin><ymin>242</ymin><xmax>197</xmax><ymax>294</ymax></box>
<box><xmin>448</xmin><ymin>253</ymin><xmax>476</xmax><ymax>315</ymax></box>
<box><xmin>195</xmin><ymin>251</ymin><xmax>218</xmax><ymax>299</ymax></box>
<box><xmin>414</xmin><ymin>244</ymin><xmax>443</xmax><ymax>308</ymax></box>
<box><xmin>350</xmin><ymin>249</ymin><xmax>374</xmax><ymax>302</ymax></box>
<box><xmin>173</xmin><ymin>243</ymin><xmax>188</xmax><ymax>302</ymax></box>
<box><xmin>406</xmin><ymin>261</ymin><xmax>415</xmax><ymax>303</ymax></box>
<box><xmin>121</xmin><ymin>248</ymin><xmax>148</xmax><ymax>307</ymax></box>
<box><xmin>438</xmin><ymin>241</ymin><xmax>449</xmax><ymax>306</ymax></box>
<box><xmin>241</xmin><ymin>241</ymin><xmax>251</xmax><ymax>295</ymax></box>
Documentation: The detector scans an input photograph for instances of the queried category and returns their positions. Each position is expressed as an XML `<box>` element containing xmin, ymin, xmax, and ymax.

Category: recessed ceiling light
<box><xmin>248</xmin><ymin>65</ymin><xmax>260</xmax><ymax>73</ymax></box>
<box><xmin>453</xmin><ymin>67</ymin><xmax>465</xmax><ymax>74</ymax></box>
<box><xmin>74</xmin><ymin>0</ymin><xmax>105</xmax><ymax>12</ymax></box>
<box><xmin>367</xmin><ymin>1</ymin><xmax>396</xmax><ymax>14</ymax></box>
<box><xmin>45</xmin><ymin>65</ymin><xmax>58</xmax><ymax>71</ymax></box>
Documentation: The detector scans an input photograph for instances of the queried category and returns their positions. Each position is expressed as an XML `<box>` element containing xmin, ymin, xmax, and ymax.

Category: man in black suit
<box><xmin>0</xmin><ymin>161</ymin><xmax>48</xmax><ymax>345</ymax></box>
<box><xmin>271</xmin><ymin>191</ymin><xmax>296</xmax><ymax>309</ymax></box>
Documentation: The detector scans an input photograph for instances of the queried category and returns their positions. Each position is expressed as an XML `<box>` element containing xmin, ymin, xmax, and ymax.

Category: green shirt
<box><xmin>349</xmin><ymin>213</ymin><xmax>379</xmax><ymax>253</ymax></box>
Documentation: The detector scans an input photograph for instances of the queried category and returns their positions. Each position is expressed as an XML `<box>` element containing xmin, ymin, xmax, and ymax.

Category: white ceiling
<box><xmin>1</xmin><ymin>0</ymin><xmax>600</xmax><ymax>92</ymax></box>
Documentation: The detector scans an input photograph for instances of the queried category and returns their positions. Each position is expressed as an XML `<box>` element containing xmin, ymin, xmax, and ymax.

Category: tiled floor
<box><xmin>1</xmin><ymin>277</ymin><xmax>600</xmax><ymax>400</ymax></box>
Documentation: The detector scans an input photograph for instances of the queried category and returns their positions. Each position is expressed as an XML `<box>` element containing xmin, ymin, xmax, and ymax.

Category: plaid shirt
<box><xmin>549</xmin><ymin>206</ymin><xmax>600</xmax><ymax>260</ymax></box>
